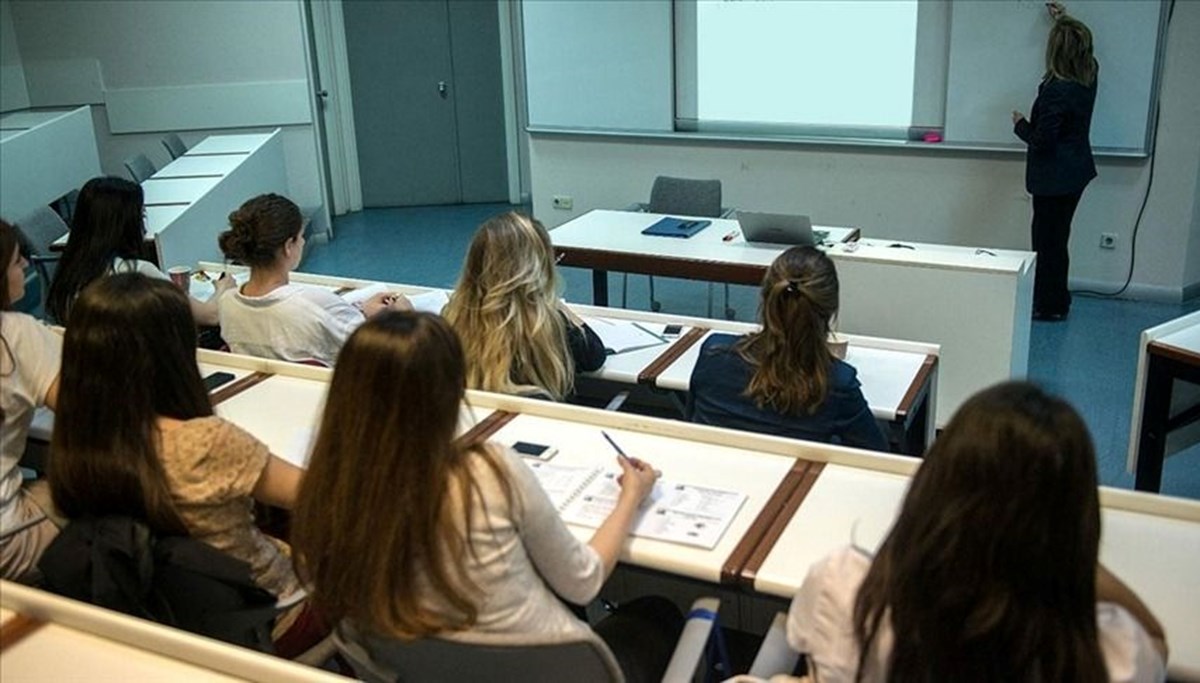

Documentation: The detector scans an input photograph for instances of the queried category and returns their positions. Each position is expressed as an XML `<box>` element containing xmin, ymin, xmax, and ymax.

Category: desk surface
<box><xmin>0</xmin><ymin>109</ymin><xmax>73</xmax><ymax>130</ymax></box>
<box><xmin>141</xmin><ymin>176</ymin><xmax>221</xmax><ymax>206</ymax></box>
<box><xmin>152</xmin><ymin>154</ymin><xmax>246</xmax><ymax>179</ymax></box>
<box><xmin>185</xmin><ymin>133</ymin><xmax>274</xmax><ymax>156</ymax></box>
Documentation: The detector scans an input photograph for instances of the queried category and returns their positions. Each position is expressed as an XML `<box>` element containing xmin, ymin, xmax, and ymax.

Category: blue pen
<box><xmin>601</xmin><ymin>431</ymin><xmax>661</xmax><ymax>476</ymax></box>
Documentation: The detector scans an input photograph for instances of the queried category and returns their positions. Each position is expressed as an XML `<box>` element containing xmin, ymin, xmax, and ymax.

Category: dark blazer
<box><xmin>1014</xmin><ymin>70</ymin><xmax>1098</xmax><ymax>196</ymax></box>
<box><xmin>685</xmin><ymin>333</ymin><xmax>889</xmax><ymax>452</ymax></box>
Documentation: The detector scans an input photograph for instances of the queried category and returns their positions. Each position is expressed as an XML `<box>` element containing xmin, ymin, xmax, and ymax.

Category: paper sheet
<box><xmin>581</xmin><ymin>317</ymin><xmax>670</xmax><ymax>355</ymax></box>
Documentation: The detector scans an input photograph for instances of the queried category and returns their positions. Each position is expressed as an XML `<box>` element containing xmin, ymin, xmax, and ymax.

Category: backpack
<box><xmin>38</xmin><ymin>515</ymin><xmax>279</xmax><ymax>652</ymax></box>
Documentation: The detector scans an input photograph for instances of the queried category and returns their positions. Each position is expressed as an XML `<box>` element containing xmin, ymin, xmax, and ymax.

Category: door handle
<box><xmin>316</xmin><ymin>89</ymin><xmax>329</xmax><ymax>99</ymax></box>
<box><xmin>438</xmin><ymin>81</ymin><xmax>448</xmax><ymax>99</ymax></box>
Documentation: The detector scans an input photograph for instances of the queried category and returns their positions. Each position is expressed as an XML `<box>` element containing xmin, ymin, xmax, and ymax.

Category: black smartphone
<box><xmin>202</xmin><ymin>371</ymin><xmax>237</xmax><ymax>392</ymax></box>
<box><xmin>663</xmin><ymin>324</ymin><xmax>683</xmax><ymax>337</ymax></box>
<box><xmin>513</xmin><ymin>441</ymin><xmax>558</xmax><ymax>460</ymax></box>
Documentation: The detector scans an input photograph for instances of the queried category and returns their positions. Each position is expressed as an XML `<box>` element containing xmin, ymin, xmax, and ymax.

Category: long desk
<box><xmin>194</xmin><ymin>349</ymin><xmax>1200</xmax><ymax>680</ymax></box>
<box><xmin>51</xmin><ymin>131</ymin><xmax>287</xmax><ymax>271</ymax></box>
<box><xmin>194</xmin><ymin>263</ymin><xmax>939</xmax><ymax>454</ymax></box>
<box><xmin>1128</xmin><ymin>311</ymin><xmax>1200</xmax><ymax>492</ymax></box>
<box><xmin>0</xmin><ymin>107</ymin><xmax>100</xmax><ymax>222</ymax></box>
<box><xmin>551</xmin><ymin>210</ymin><xmax>1035</xmax><ymax>428</ymax></box>
<box><xmin>0</xmin><ymin>583</ymin><xmax>342</xmax><ymax>682</ymax></box>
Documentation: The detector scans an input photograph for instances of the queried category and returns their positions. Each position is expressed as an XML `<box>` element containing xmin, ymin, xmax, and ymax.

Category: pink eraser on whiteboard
<box><xmin>923</xmin><ymin>132</ymin><xmax>943</xmax><ymax>143</ymax></box>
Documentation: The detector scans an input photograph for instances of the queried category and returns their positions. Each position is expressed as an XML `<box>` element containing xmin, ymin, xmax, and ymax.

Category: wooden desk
<box><xmin>1128</xmin><ymin>312</ymin><xmax>1200</xmax><ymax>492</ymax></box>
<box><xmin>551</xmin><ymin>209</ymin><xmax>1034</xmax><ymax>428</ymax></box>
<box><xmin>195</xmin><ymin>263</ymin><xmax>939</xmax><ymax>453</ymax></box>
<box><xmin>0</xmin><ymin>107</ymin><xmax>101</xmax><ymax>222</ymax></box>
<box><xmin>0</xmin><ymin>582</ymin><xmax>342</xmax><ymax>682</ymax></box>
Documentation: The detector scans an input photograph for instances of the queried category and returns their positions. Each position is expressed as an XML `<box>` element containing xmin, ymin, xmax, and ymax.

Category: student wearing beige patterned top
<box><xmin>47</xmin><ymin>273</ymin><xmax>327</xmax><ymax>657</ymax></box>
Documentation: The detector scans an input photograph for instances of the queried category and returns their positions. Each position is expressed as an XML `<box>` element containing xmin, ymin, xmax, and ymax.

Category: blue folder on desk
<box><xmin>641</xmin><ymin>217</ymin><xmax>711</xmax><ymax>238</ymax></box>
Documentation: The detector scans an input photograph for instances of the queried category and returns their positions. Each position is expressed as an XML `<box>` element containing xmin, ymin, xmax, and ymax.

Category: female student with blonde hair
<box><xmin>218</xmin><ymin>193</ymin><xmax>408</xmax><ymax>365</ymax></box>
<box><xmin>687</xmin><ymin>246</ymin><xmax>887</xmax><ymax>451</ymax></box>
<box><xmin>293</xmin><ymin>312</ymin><xmax>681</xmax><ymax>682</ymax></box>
<box><xmin>443</xmin><ymin>212</ymin><xmax>605</xmax><ymax>400</ymax></box>
<box><xmin>785</xmin><ymin>382</ymin><xmax>1166</xmax><ymax>681</ymax></box>
<box><xmin>0</xmin><ymin>220</ymin><xmax>61</xmax><ymax>581</ymax></box>
<box><xmin>48</xmin><ymin>273</ymin><xmax>326</xmax><ymax>656</ymax></box>
<box><xmin>47</xmin><ymin>176</ymin><xmax>231</xmax><ymax>325</ymax></box>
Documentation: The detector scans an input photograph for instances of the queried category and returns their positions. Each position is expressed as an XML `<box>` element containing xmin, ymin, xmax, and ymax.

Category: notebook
<box><xmin>641</xmin><ymin>217</ymin><xmax>712</xmax><ymax>238</ymax></box>
<box><xmin>580</xmin><ymin>316</ymin><xmax>669</xmax><ymax>355</ymax></box>
<box><xmin>526</xmin><ymin>461</ymin><xmax>746</xmax><ymax>549</ymax></box>
<box><xmin>736</xmin><ymin>211</ymin><xmax>828</xmax><ymax>245</ymax></box>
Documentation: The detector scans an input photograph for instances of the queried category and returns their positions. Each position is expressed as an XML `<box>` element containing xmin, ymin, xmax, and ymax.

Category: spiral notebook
<box><xmin>526</xmin><ymin>461</ymin><xmax>746</xmax><ymax>550</ymax></box>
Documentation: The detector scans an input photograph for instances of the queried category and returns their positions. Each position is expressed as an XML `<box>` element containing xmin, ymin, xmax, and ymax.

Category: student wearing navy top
<box><xmin>1012</xmin><ymin>3</ymin><xmax>1098</xmax><ymax>321</ymax></box>
<box><xmin>686</xmin><ymin>247</ymin><xmax>888</xmax><ymax>452</ymax></box>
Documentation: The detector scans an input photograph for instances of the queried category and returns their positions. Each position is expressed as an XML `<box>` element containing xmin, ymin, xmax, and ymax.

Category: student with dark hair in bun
<box><xmin>217</xmin><ymin>194</ymin><xmax>408</xmax><ymax>365</ymax></box>
<box><xmin>686</xmin><ymin>246</ymin><xmax>888</xmax><ymax>451</ymax></box>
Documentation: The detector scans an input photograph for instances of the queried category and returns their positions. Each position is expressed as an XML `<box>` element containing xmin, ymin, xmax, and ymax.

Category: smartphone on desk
<box><xmin>513</xmin><ymin>441</ymin><xmax>558</xmax><ymax>461</ymax></box>
<box><xmin>202</xmin><ymin>371</ymin><xmax>237</xmax><ymax>392</ymax></box>
<box><xmin>663</xmin><ymin>324</ymin><xmax>683</xmax><ymax>338</ymax></box>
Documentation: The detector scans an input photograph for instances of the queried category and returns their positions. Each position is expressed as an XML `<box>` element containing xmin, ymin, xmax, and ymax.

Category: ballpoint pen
<box><xmin>722</xmin><ymin>231</ymin><xmax>739</xmax><ymax>242</ymax></box>
<box><xmin>601</xmin><ymin>430</ymin><xmax>661</xmax><ymax>476</ymax></box>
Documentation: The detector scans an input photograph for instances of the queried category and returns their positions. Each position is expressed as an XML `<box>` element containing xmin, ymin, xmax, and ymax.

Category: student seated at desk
<box><xmin>686</xmin><ymin>247</ymin><xmax>887</xmax><ymax>451</ymax></box>
<box><xmin>443</xmin><ymin>212</ymin><xmax>605</xmax><ymax>400</ymax></box>
<box><xmin>47</xmin><ymin>274</ymin><xmax>328</xmax><ymax>657</ymax></box>
<box><xmin>293</xmin><ymin>312</ymin><xmax>682</xmax><ymax>683</ymax></box>
<box><xmin>0</xmin><ymin>220</ymin><xmax>61</xmax><ymax>583</ymax></box>
<box><xmin>47</xmin><ymin>176</ymin><xmax>232</xmax><ymax>326</ymax></box>
<box><xmin>783</xmin><ymin>382</ymin><xmax>1167</xmax><ymax>682</ymax></box>
<box><xmin>218</xmin><ymin>193</ymin><xmax>408</xmax><ymax>365</ymax></box>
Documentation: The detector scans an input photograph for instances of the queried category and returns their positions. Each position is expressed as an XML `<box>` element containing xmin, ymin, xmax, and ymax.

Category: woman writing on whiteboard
<box><xmin>1012</xmin><ymin>2</ymin><xmax>1097</xmax><ymax>322</ymax></box>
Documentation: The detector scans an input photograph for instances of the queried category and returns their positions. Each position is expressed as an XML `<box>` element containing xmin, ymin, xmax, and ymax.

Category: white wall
<box><xmin>529</xmin><ymin>0</ymin><xmax>1200</xmax><ymax>302</ymax></box>
<box><xmin>0</xmin><ymin>0</ymin><xmax>29</xmax><ymax>112</ymax></box>
<box><xmin>7</xmin><ymin>0</ymin><xmax>324</xmax><ymax>218</ymax></box>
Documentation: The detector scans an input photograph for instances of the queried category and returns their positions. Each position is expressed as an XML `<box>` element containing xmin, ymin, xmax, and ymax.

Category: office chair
<box><xmin>625</xmin><ymin>176</ymin><xmax>738</xmax><ymax>319</ymax></box>
<box><xmin>13</xmin><ymin>205</ymin><xmax>69</xmax><ymax>312</ymax></box>
<box><xmin>162</xmin><ymin>133</ymin><xmax>188</xmax><ymax>160</ymax></box>
<box><xmin>335</xmin><ymin>596</ymin><xmax>721</xmax><ymax>683</ymax></box>
<box><xmin>123</xmin><ymin>153</ymin><xmax>157</xmax><ymax>183</ymax></box>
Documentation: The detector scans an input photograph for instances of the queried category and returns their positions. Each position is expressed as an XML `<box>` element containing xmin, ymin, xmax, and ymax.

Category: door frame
<box><xmin>306</xmin><ymin>0</ymin><xmax>525</xmax><ymax>212</ymax></box>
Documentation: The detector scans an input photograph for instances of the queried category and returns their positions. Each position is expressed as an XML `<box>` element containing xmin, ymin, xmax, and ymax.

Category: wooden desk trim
<box><xmin>894</xmin><ymin>355</ymin><xmax>937</xmax><ymax>423</ymax></box>
<box><xmin>557</xmin><ymin>246</ymin><xmax>769</xmax><ymax>286</ymax></box>
<box><xmin>209</xmin><ymin>371</ymin><xmax>274</xmax><ymax>406</ymax></box>
<box><xmin>637</xmin><ymin>327</ymin><xmax>710</xmax><ymax>385</ymax></box>
<box><xmin>0</xmin><ymin>613</ymin><xmax>46</xmax><ymax>651</ymax></box>
<box><xmin>738</xmin><ymin>461</ymin><xmax>826</xmax><ymax>589</ymax></box>
<box><xmin>1147</xmin><ymin>340</ymin><xmax>1200</xmax><ymax>367</ymax></box>
<box><xmin>458</xmin><ymin>410</ymin><xmax>517</xmax><ymax>446</ymax></box>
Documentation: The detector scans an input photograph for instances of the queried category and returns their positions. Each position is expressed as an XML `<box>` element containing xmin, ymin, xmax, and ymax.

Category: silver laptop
<box><xmin>736</xmin><ymin>211</ymin><xmax>827</xmax><ymax>246</ymax></box>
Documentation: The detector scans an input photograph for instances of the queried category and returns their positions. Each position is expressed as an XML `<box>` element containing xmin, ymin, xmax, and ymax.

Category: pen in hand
<box><xmin>601</xmin><ymin>431</ymin><xmax>662</xmax><ymax>477</ymax></box>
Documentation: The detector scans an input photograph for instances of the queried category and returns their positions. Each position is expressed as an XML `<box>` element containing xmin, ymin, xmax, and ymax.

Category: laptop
<box><xmin>736</xmin><ymin>211</ymin><xmax>828</xmax><ymax>246</ymax></box>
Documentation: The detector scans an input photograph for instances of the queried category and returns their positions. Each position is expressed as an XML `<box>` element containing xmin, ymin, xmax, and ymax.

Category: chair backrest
<box><xmin>14</xmin><ymin>205</ymin><xmax>69</xmax><ymax>256</ymax></box>
<box><xmin>648</xmin><ymin>176</ymin><xmax>723</xmax><ymax>218</ymax></box>
<box><xmin>38</xmin><ymin>515</ymin><xmax>278</xmax><ymax>652</ymax></box>
<box><xmin>162</xmin><ymin>133</ymin><xmax>188</xmax><ymax>160</ymax></box>
<box><xmin>335</xmin><ymin>621</ymin><xmax>625</xmax><ymax>683</ymax></box>
<box><xmin>124</xmin><ymin>153</ymin><xmax>158</xmax><ymax>183</ymax></box>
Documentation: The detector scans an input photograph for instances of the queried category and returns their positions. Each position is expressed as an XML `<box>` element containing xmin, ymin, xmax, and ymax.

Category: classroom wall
<box><xmin>529</xmin><ymin>1</ymin><xmax>1200</xmax><ymax>302</ymax></box>
<box><xmin>6</xmin><ymin>0</ymin><xmax>325</xmax><ymax>222</ymax></box>
<box><xmin>0</xmin><ymin>0</ymin><xmax>29</xmax><ymax>112</ymax></box>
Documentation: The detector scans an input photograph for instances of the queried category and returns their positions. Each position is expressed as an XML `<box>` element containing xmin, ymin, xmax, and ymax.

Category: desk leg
<box><xmin>1135</xmin><ymin>354</ymin><xmax>1170</xmax><ymax>492</ymax></box>
<box><xmin>592</xmin><ymin>269</ymin><xmax>609</xmax><ymax>307</ymax></box>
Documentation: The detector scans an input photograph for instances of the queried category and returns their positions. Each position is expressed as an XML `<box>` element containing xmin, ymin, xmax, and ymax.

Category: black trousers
<box><xmin>593</xmin><ymin>596</ymin><xmax>684</xmax><ymax>683</ymax></box>
<box><xmin>1031</xmin><ymin>191</ymin><xmax>1083</xmax><ymax>315</ymax></box>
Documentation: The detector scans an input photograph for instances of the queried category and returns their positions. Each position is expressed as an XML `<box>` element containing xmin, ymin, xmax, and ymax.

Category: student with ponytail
<box><xmin>218</xmin><ymin>193</ymin><xmax>408</xmax><ymax>365</ymax></box>
<box><xmin>686</xmin><ymin>246</ymin><xmax>887</xmax><ymax>451</ymax></box>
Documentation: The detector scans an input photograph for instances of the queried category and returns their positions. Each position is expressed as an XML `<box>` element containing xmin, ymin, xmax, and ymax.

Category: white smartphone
<box><xmin>512</xmin><ymin>441</ymin><xmax>558</xmax><ymax>461</ymax></box>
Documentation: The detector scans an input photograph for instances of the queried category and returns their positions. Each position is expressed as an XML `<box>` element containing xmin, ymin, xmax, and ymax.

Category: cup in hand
<box><xmin>167</xmin><ymin>265</ymin><xmax>192</xmax><ymax>291</ymax></box>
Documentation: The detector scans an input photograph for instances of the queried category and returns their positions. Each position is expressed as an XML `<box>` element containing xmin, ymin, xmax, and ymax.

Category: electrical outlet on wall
<box><xmin>552</xmin><ymin>195</ymin><xmax>573</xmax><ymax>210</ymax></box>
<box><xmin>1099</xmin><ymin>233</ymin><xmax>1117</xmax><ymax>249</ymax></box>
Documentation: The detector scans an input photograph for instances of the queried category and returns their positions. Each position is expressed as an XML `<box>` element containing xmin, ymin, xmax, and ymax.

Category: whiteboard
<box><xmin>944</xmin><ymin>0</ymin><xmax>1164</xmax><ymax>152</ymax></box>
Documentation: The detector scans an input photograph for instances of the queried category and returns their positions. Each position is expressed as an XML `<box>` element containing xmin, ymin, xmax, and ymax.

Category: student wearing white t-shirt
<box><xmin>779</xmin><ymin>383</ymin><xmax>1167</xmax><ymax>683</ymax></box>
<box><xmin>0</xmin><ymin>220</ymin><xmax>61</xmax><ymax>582</ymax></box>
<box><xmin>46</xmin><ymin>176</ymin><xmax>232</xmax><ymax>325</ymax></box>
<box><xmin>217</xmin><ymin>194</ymin><xmax>409</xmax><ymax>365</ymax></box>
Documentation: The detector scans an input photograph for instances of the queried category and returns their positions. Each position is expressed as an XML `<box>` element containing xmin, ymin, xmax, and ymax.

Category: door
<box><xmin>342</xmin><ymin>0</ymin><xmax>508</xmax><ymax>208</ymax></box>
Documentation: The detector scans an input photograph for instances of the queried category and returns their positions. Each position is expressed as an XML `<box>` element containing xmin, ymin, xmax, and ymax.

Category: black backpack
<box><xmin>38</xmin><ymin>515</ymin><xmax>279</xmax><ymax>652</ymax></box>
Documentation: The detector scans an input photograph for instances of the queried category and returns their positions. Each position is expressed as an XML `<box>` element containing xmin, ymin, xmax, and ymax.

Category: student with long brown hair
<box><xmin>0</xmin><ymin>219</ymin><xmax>62</xmax><ymax>582</ymax></box>
<box><xmin>786</xmin><ymin>382</ymin><xmax>1167</xmax><ymax>682</ymax></box>
<box><xmin>293</xmin><ymin>312</ymin><xmax>681</xmax><ymax>682</ymax></box>
<box><xmin>218</xmin><ymin>193</ymin><xmax>408</xmax><ymax>365</ymax></box>
<box><xmin>687</xmin><ymin>246</ymin><xmax>887</xmax><ymax>451</ymax></box>
<box><xmin>443</xmin><ymin>212</ymin><xmax>605</xmax><ymax>400</ymax></box>
<box><xmin>47</xmin><ymin>176</ymin><xmax>231</xmax><ymax>325</ymax></box>
<box><xmin>48</xmin><ymin>273</ymin><xmax>326</xmax><ymax>656</ymax></box>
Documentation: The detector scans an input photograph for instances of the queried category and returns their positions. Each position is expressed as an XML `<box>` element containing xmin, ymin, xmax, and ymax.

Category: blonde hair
<box><xmin>736</xmin><ymin>247</ymin><xmax>838</xmax><ymax>415</ymax></box>
<box><xmin>1046</xmin><ymin>15</ymin><xmax>1097</xmax><ymax>87</ymax></box>
<box><xmin>444</xmin><ymin>212</ymin><xmax>574</xmax><ymax>400</ymax></box>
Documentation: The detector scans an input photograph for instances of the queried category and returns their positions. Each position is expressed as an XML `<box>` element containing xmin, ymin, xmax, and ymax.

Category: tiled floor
<box><xmin>306</xmin><ymin>204</ymin><xmax>1200</xmax><ymax>499</ymax></box>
